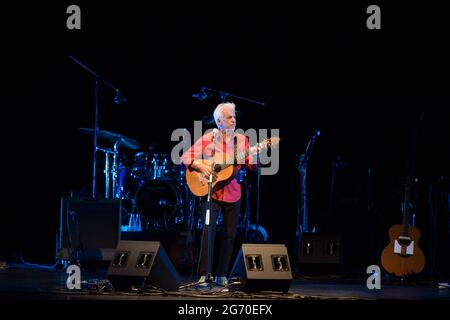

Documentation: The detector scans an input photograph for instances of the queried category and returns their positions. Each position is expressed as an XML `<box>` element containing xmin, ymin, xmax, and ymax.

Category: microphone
<box><xmin>310</xmin><ymin>130</ymin><xmax>321</xmax><ymax>145</ymax></box>
<box><xmin>212</xmin><ymin>128</ymin><xmax>219</xmax><ymax>141</ymax></box>
<box><xmin>192</xmin><ymin>92</ymin><xmax>207</xmax><ymax>100</ymax></box>
<box><xmin>192</xmin><ymin>87</ymin><xmax>209</xmax><ymax>101</ymax></box>
<box><xmin>114</xmin><ymin>89</ymin><xmax>128</xmax><ymax>105</ymax></box>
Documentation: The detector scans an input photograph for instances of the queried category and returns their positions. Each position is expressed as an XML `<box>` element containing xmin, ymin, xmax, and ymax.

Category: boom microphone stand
<box><xmin>192</xmin><ymin>86</ymin><xmax>266</xmax><ymax>107</ymax></box>
<box><xmin>69</xmin><ymin>55</ymin><xmax>127</xmax><ymax>199</ymax></box>
<box><xmin>294</xmin><ymin>130</ymin><xmax>320</xmax><ymax>270</ymax></box>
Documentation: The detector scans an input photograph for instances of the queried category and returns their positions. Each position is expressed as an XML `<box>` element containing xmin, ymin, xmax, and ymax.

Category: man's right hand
<box><xmin>192</xmin><ymin>160</ymin><xmax>217</xmax><ymax>179</ymax></box>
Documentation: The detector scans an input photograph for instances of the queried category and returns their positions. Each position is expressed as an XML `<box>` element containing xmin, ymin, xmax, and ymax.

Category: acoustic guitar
<box><xmin>186</xmin><ymin>137</ymin><xmax>280</xmax><ymax>197</ymax></box>
<box><xmin>381</xmin><ymin>113</ymin><xmax>425</xmax><ymax>277</ymax></box>
<box><xmin>380</xmin><ymin>181</ymin><xmax>425</xmax><ymax>277</ymax></box>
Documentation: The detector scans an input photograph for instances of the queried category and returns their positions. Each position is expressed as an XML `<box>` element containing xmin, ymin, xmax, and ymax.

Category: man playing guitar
<box><xmin>181</xmin><ymin>102</ymin><xmax>258</xmax><ymax>286</ymax></box>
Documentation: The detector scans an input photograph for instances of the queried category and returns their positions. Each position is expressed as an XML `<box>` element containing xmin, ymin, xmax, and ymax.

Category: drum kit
<box><xmin>79</xmin><ymin>128</ymin><xmax>190</xmax><ymax>231</ymax></box>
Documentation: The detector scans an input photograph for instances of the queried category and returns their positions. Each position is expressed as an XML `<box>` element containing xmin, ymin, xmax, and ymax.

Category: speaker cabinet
<box><xmin>298</xmin><ymin>232</ymin><xmax>342</xmax><ymax>274</ymax></box>
<box><xmin>58</xmin><ymin>197</ymin><xmax>122</xmax><ymax>261</ymax></box>
<box><xmin>107</xmin><ymin>241</ymin><xmax>181</xmax><ymax>292</ymax></box>
<box><xmin>229</xmin><ymin>244</ymin><xmax>293</xmax><ymax>293</ymax></box>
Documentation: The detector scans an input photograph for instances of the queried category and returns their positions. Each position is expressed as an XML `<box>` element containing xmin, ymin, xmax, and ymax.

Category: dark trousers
<box><xmin>198</xmin><ymin>199</ymin><xmax>241</xmax><ymax>277</ymax></box>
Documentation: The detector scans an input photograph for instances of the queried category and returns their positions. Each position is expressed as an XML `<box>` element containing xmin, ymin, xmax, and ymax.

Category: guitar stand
<box><xmin>383</xmin><ymin>272</ymin><xmax>425</xmax><ymax>285</ymax></box>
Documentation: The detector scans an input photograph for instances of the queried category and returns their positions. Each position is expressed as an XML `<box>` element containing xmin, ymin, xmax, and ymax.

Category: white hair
<box><xmin>213</xmin><ymin>102</ymin><xmax>236</xmax><ymax>127</ymax></box>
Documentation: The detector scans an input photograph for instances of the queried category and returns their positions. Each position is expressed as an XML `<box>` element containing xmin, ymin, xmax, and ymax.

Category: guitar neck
<box><xmin>400</xmin><ymin>113</ymin><xmax>424</xmax><ymax>238</ymax></box>
<box><xmin>217</xmin><ymin>149</ymin><xmax>250</xmax><ymax>171</ymax></box>
<box><xmin>212</xmin><ymin>137</ymin><xmax>278</xmax><ymax>171</ymax></box>
<box><xmin>402</xmin><ymin>182</ymin><xmax>412</xmax><ymax>236</ymax></box>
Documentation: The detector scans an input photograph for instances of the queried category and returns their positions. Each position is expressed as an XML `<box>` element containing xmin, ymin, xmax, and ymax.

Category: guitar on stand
<box><xmin>381</xmin><ymin>113</ymin><xmax>426</xmax><ymax>277</ymax></box>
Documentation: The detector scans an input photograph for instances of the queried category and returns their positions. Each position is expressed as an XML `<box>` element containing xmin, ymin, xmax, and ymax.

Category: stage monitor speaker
<box><xmin>107</xmin><ymin>241</ymin><xmax>181</xmax><ymax>292</ymax></box>
<box><xmin>229</xmin><ymin>244</ymin><xmax>293</xmax><ymax>293</ymax></box>
<box><xmin>58</xmin><ymin>197</ymin><xmax>122</xmax><ymax>261</ymax></box>
<box><xmin>298</xmin><ymin>232</ymin><xmax>342</xmax><ymax>274</ymax></box>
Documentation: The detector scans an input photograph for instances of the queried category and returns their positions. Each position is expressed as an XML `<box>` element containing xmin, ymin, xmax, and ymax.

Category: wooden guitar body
<box><xmin>381</xmin><ymin>224</ymin><xmax>425</xmax><ymax>277</ymax></box>
<box><xmin>185</xmin><ymin>159</ymin><xmax>235</xmax><ymax>197</ymax></box>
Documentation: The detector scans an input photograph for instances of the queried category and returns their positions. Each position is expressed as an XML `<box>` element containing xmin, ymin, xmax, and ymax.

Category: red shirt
<box><xmin>181</xmin><ymin>131</ymin><xmax>257</xmax><ymax>203</ymax></box>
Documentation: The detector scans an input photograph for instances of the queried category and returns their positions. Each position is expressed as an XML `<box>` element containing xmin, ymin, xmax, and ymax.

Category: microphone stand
<box><xmin>180</xmin><ymin>129</ymin><xmax>217</xmax><ymax>289</ymax></box>
<box><xmin>205</xmin><ymin>171</ymin><xmax>214</xmax><ymax>283</ymax></box>
<box><xmin>255</xmin><ymin>152</ymin><xmax>261</xmax><ymax>238</ymax></box>
<box><xmin>299</xmin><ymin>131</ymin><xmax>320</xmax><ymax>234</ymax></box>
<box><xmin>294</xmin><ymin>130</ymin><xmax>320</xmax><ymax>270</ymax></box>
<box><xmin>69</xmin><ymin>55</ymin><xmax>127</xmax><ymax>199</ymax></box>
<box><xmin>204</xmin><ymin>131</ymin><xmax>217</xmax><ymax>284</ymax></box>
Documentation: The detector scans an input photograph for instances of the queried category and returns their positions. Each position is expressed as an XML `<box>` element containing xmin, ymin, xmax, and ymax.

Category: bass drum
<box><xmin>134</xmin><ymin>179</ymin><xmax>185</xmax><ymax>224</ymax></box>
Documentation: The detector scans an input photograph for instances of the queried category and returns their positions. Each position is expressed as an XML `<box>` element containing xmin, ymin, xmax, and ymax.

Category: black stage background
<box><xmin>1</xmin><ymin>2</ymin><xmax>449</xmax><ymax>277</ymax></box>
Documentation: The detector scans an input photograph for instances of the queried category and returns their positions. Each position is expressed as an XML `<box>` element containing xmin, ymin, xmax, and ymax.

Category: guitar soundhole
<box><xmin>398</xmin><ymin>238</ymin><xmax>411</xmax><ymax>247</ymax></box>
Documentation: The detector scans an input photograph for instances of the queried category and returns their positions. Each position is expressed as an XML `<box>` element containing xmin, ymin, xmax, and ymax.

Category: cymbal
<box><xmin>79</xmin><ymin>128</ymin><xmax>141</xmax><ymax>150</ymax></box>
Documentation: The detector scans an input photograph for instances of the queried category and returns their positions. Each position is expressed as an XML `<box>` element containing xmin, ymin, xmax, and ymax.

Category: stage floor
<box><xmin>0</xmin><ymin>264</ymin><xmax>448</xmax><ymax>301</ymax></box>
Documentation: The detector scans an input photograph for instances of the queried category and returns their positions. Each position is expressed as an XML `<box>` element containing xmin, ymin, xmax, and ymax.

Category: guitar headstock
<box><xmin>257</xmin><ymin>136</ymin><xmax>281</xmax><ymax>150</ymax></box>
<box><xmin>265</xmin><ymin>136</ymin><xmax>280</xmax><ymax>147</ymax></box>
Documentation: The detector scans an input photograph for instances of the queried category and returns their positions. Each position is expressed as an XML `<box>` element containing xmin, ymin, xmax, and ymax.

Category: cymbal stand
<box><xmin>104</xmin><ymin>147</ymin><xmax>110</xmax><ymax>199</ymax></box>
<box><xmin>111</xmin><ymin>141</ymin><xmax>119</xmax><ymax>198</ymax></box>
<box><xmin>96</xmin><ymin>144</ymin><xmax>119</xmax><ymax>199</ymax></box>
<box><xmin>97</xmin><ymin>147</ymin><xmax>113</xmax><ymax>198</ymax></box>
